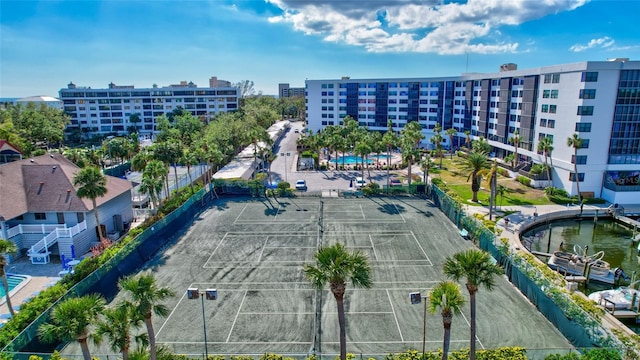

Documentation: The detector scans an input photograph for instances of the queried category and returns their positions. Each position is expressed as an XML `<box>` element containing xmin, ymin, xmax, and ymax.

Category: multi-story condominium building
<box><xmin>279</xmin><ymin>83</ymin><xmax>305</xmax><ymax>98</ymax></box>
<box><xmin>59</xmin><ymin>79</ymin><xmax>239</xmax><ymax>138</ymax></box>
<box><xmin>306</xmin><ymin>59</ymin><xmax>640</xmax><ymax>204</ymax></box>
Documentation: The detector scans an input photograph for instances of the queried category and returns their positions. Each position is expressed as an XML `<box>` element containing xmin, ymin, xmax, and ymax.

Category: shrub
<box><xmin>517</xmin><ymin>175</ymin><xmax>532</xmax><ymax>187</ymax></box>
<box><xmin>530</xmin><ymin>163</ymin><xmax>548</xmax><ymax>175</ymax></box>
<box><xmin>498</xmin><ymin>168</ymin><xmax>510</xmax><ymax>177</ymax></box>
<box><xmin>362</xmin><ymin>182</ymin><xmax>381</xmax><ymax>196</ymax></box>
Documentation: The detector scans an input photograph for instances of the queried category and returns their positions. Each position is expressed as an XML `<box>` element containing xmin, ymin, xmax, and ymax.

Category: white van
<box><xmin>355</xmin><ymin>177</ymin><xmax>366</xmax><ymax>189</ymax></box>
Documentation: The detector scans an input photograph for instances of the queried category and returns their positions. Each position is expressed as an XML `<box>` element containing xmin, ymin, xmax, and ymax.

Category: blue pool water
<box><xmin>0</xmin><ymin>274</ymin><xmax>28</xmax><ymax>297</ymax></box>
<box><xmin>329</xmin><ymin>154</ymin><xmax>391</xmax><ymax>165</ymax></box>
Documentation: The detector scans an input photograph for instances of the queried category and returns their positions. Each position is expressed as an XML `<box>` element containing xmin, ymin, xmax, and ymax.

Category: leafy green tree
<box><xmin>443</xmin><ymin>249</ymin><xmax>503</xmax><ymax>360</ymax></box>
<box><xmin>459</xmin><ymin>151</ymin><xmax>489</xmax><ymax>203</ymax></box>
<box><xmin>95</xmin><ymin>301</ymin><xmax>148</xmax><ymax>360</ymax></box>
<box><xmin>38</xmin><ymin>294</ymin><xmax>106</xmax><ymax>360</ymax></box>
<box><xmin>118</xmin><ymin>274</ymin><xmax>176</xmax><ymax>360</ymax></box>
<box><xmin>0</xmin><ymin>239</ymin><xmax>18</xmax><ymax>315</ymax></box>
<box><xmin>304</xmin><ymin>243</ymin><xmax>372</xmax><ymax>360</ymax></box>
<box><xmin>234</xmin><ymin>80</ymin><xmax>256</xmax><ymax>99</ymax></box>
<box><xmin>567</xmin><ymin>133</ymin><xmax>584</xmax><ymax>203</ymax></box>
<box><xmin>73</xmin><ymin>167</ymin><xmax>108</xmax><ymax>239</ymax></box>
<box><xmin>537</xmin><ymin>136</ymin><xmax>554</xmax><ymax>188</ymax></box>
<box><xmin>421</xmin><ymin>156</ymin><xmax>435</xmax><ymax>185</ymax></box>
<box><xmin>174</xmin><ymin>113</ymin><xmax>203</xmax><ymax>146</ymax></box>
<box><xmin>428</xmin><ymin>280</ymin><xmax>466</xmax><ymax>360</ymax></box>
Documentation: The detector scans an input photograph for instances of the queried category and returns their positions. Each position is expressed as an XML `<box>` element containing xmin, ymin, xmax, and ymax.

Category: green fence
<box><xmin>3</xmin><ymin>187</ymin><xmax>211</xmax><ymax>355</ymax></box>
<box><xmin>430</xmin><ymin>184</ymin><xmax>624</xmax><ymax>353</ymax></box>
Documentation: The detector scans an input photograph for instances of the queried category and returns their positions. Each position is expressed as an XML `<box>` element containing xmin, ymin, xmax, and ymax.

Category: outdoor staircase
<box><xmin>25</xmin><ymin>220</ymin><xmax>87</xmax><ymax>264</ymax></box>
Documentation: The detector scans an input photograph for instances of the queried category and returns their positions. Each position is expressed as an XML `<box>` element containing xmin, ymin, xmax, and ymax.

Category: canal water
<box><xmin>521</xmin><ymin>218</ymin><xmax>638</xmax><ymax>291</ymax></box>
<box><xmin>522</xmin><ymin>217</ymin><xmax>640</xmax><ymax>333</ymax></box>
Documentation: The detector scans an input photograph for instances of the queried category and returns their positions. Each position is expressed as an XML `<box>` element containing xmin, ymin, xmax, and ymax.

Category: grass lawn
<box><xmin>430</xmin><ymin>156</ymin><xmax>554</xmax><ymax>206</ymax></box>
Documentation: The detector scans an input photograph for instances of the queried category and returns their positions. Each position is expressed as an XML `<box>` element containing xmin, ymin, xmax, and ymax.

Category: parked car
<box><xmin>389</xmin><ymin>178</ymin><xmax>402</xmax><ymax>187</ymax></box>
<box><xmin>294</xmin><ymin>129</ymin><xmax>300</xmax><ymax>133</ymax></box>
<box><xmin>355</xmin><ymin>177</ymin><xmax>366</xmax><ymax>189</ymax></box>
<box><xmin>295</xmin><ymin>179</ymin><xmax>307</xmax><ymax>191</ymax></box>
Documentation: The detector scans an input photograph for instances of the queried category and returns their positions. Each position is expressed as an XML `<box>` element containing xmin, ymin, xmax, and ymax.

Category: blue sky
<box><xmin>1</xmin><ymin>0</ymin><xmax>639</xmax><ymax>98</ymax></box>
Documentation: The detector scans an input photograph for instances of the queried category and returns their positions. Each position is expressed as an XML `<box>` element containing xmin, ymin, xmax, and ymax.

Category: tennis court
<box><xmin>65</xmin><ymin>197</ymin><xmax>573</xmax><ymax>358</ymax></box>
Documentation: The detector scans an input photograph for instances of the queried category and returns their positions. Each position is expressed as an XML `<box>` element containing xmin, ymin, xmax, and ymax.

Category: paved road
<box><xmin>269</xmin><ymin>121</ymin><xmax>404</xmax><ymax>191</ymax></box>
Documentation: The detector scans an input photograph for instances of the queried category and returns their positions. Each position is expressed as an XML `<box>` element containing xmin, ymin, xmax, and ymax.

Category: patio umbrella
<box><xmin>349</xmin><ymin>179</ymin><xmax>353</xmax><ymax>188</ymax></box>
<box><xmin>60</xmin><ymin>254</ymin><xmax>66</xmax><ymax>269</ymax></box>
<box><xmin>70</xmin><ymin>244</ymin><xmax>76</xmax><ymax>259</ymax></box>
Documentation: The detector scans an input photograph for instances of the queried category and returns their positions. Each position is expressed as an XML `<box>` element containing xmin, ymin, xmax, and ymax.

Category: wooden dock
<box><xmin>612</xmin><ymin>214</ymin><xmax>640</xmax><ymax>231</ymax></box>
<box><xmin>531</xmin><ymin>251</ymin><xmax>553</xmax><ymax>258</ymax></box>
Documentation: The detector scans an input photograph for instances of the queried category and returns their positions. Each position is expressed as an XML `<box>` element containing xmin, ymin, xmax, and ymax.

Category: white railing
<box><xmin>6</xmin><ymin>223</ymin><xmax>66</xmax><ymax>238</ymax></box>
<box><xmin>27</xmin><ymin>220</ymin><xmax>87</xmax><ymax>256</ymax></box>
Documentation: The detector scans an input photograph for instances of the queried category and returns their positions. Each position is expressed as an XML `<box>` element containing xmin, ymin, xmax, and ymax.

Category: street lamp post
<box><xmin>280</xmin><ymin>152</ymin><xmax>291</xmax><ymax>183</ymax></box>
<box><xmin>410</xmin><ymin>292</ymin><xmax>429</xmax><ymax>359</ymax></box>
<box><xmin>187</xmin><ymin>287</ymin><xmax>218</xmax><ymax>359</ymax></box>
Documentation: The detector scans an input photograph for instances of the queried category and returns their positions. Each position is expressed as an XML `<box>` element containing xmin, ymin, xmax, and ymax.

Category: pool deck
<box><xmin>0</xmin><ymin>259</ymin><xmax>64</xmax><ymax>322</ymax></box>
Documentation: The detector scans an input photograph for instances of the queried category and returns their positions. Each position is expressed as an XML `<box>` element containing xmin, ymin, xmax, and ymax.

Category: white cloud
<box><xmin>569</xmin><ymin>36</ymin><xmax>616</xmax><ymax>52</ymax></box>
<box><xmin>266</xmin><ymin>0</ymin><xmax>588</xmax><ymax>54</ymax></box>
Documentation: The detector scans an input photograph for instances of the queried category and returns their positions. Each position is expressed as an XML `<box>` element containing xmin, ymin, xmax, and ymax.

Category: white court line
<box><xmin>203</xmin><ymin>232</ymin><xmax>230</xmax><ymax>268</ymax></box>
<box><xmin>160</xmin><ymin>341</ymin><xmax>313</xmax><ymax>345</ymax></box>
<box><xmin>360</xmin><ymin>204</ymin><xmax>366</xmax><ymax>219</ymax></box>
<box><xmin>156</xmin><ymin>289</ymin><xmax>189</xmax><ymax>337</ymax></box>
<box><xmin>459</xmin><ymin>310</ymin><xmax>486</xmax><ymax>350</ymax></box>
<box><xmin>323</xmin><ymin>311</ymin><xmax>394</xmax><ymax>315</ymax></box>
<box><xmin>226</xmin><ymin>289</ymin><xmax>248</xmax><ymax>343</ymax></box>
<box><xmin>410</xmin><ymin>231</ymin><xmax>432</xmax><ymax>265</ymax></box>
<box><xmin>258</xmin><ymin>235</ymin><xmax>270</xmax><ymax>261</ymax></box>
<box><xmin>241</xmin><ymin>312</ymin><xmax>315</xmax><ymax>315</ymax></box>
<box><xmin>224</xmin><ymin>231</ymin><xmax>317</xmax><ymax>235</ymax></box>
<box><xmin>369</xmin><ymin>234</ymin><xmax>379</xmax><ymax>260</ymax></box>
<box><xmin>386</xmin><ymin>289</ymin><xmax>404</xmax><ymax>342</ymax></box>
<box><xmin>320</xmin><ymin>340</ymin><xmax>470</xmax><ymax>344</ymax></box>
<box><xmin>393</xmin><ymin>202</ymin><xmax>406</xmax><ymax>222</ymax></box>
<box><xmin>233</xmin><ymin>204</ymin><xmax>250</xmax><ymax>225</ymax></box>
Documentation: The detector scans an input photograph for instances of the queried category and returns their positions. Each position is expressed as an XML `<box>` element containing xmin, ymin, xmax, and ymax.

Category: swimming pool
<box><xmin>329</xmin><ymin>154</ymin><xmax>391</xmax><ymax>165</ymax></box>
<box><xmin>0</xmin><ymin>274</ymin><xmax>30</xmax><ymax>298</ymax></box>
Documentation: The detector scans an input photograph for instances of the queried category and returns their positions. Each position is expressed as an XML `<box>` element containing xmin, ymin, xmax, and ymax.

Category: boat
<box><xmin>547</xmin><ymin>245</ymin><xmax>623</xmax><ymax>285</ymax></box>
<box><xmin>588</xmin><ymin>286</ymin><xmax>640</xmax><ymax>310</ymax></box>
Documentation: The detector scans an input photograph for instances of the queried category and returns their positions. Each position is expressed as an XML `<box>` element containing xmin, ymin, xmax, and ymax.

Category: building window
<box><xmin>544</xmin><ymin>73</ymin><xmax>560</xmax><ymax>83</ymax></box>
<box><xmin>549</xmin><ymin>105</ymin><xmax>557</xmax><ymax>114</ymax></box>
<box><xmin>541</xmin><ymin>104</ymin><xmax>549</xmax><ymax>113</ymax></box>
<box><xmin>580</xmin><ymin>139</ymin><xmax>590</xmax><ymax>149</ymax></box>
<box><xmin>539</xmin><ymin>118</ymin><xmax>547</xmax><ymax>127</ymax></box>
<box><xmin>579</xmin><ymin>89</ymin><xmax>596</xmax><ymax>99</ymax></box>
<box><xmin>35</xmin><ymin>213</ymin><xmax>46</xmax><ymax>220</ymax></box>
<box><xmin>550</xmin><ymin>90</ymin><xmax>559</xmax><ymax>99</ymax></box>
<box><xmin>569</xmin><ymin>173</ymin><xmax>585</xmax><ymax>182</ymax></box>
<box><xmin>572</xmin><ymin>155</ymin><xmax>588</xmax><ymax>165</ymax></box>
<box><xmin>577</xmin><ymin>106</ymin><xmax>594</xmax><ymax>116</ymax></box>
<box><xmin>547</xmin><ymin>119</ymin><xmax>555</xmax><ymax>128</ymax></box>
<box><xmin>575</xmin><ymin>123</ymin><xmax>592</xmax><ymax>132</ymax></box>
<box><xmin>581</xmin><ymin>72</ymin><xmax>598</xmax><ymax>82</ymax></box>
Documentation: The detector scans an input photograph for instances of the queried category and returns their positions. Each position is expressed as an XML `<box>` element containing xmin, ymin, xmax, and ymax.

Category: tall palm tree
<box><xmin>464</xmin><ymin>130</ymin><xmax>472</xmax><ymax>150</ymax></box>
<box><xmin>479</xmin><ymin>160</ymin><xmax>499</xmax><ymax>220</ymax></box>
<box><xmin>567</xmin><ymin>133</ymin><xmax>583</xmax><ymax>203</ymax></box>
<box><xmin>95</xmin><ymin>301</ymin><xmax>148</xmax><ymax>360</ymax></box>
<box><xmin>508</xmin><ymin>130</ymin><xmax>521</xmax><ymax>167</ymax></box>
<box><xmin>382</xmin><ymin>120</ymin><xmax>398</xmax><ymax>192</ymax></box>
<box><xmin>181</xmin><ymin>148</ymin><xmax>198</xmax><ymax>192</ymax></box>
<box><xmin>38</xmin><ymin>294</ymin><xmax>106</xmax><ymax>360</ymax></box>
<box><xmin>443</xmin><ymin>249</ymin><xmax>503</xmax><ymax>360</ymax></box>
<box><xmin>430</xmin><ymin>125</ymin><xmax>445</xmax><ymax>167</ymax></box>
<box><xmin>0</xmin><ymin>239</ymin><xmax>18</xmax><ymax>315</ymax></box>
<box><xmin>304</xmin><ymin>243</ymin><xmax>372</xmax><ymax>360</ymax></box>
<box><xmin>421</xmin><ymin>156</ymin><xmax>435</xmax><ymax>185</ymax></box>
<box><xmin>401</xmin><ymin>121</ymin><xmax>425</xmax><ymax>189</ymax></box>
<box><xmin>428</xmin><ymin>280</ymin><xmax>466</xmax><ymax>360</ymax></box>
<box><xmin>537</xmin><ymin>136</ymin><xmax>554</xmax><ymax>189</ymax></box>
<box><xmin>497</xmin><ymin>184</ymin><xmax>508</xmax><ymax>209</ymax></box>
<box><xmin>459</xmin><ymin>151</ymin><xmax>489</xmax><ymax>203</ymax></box>
<box><xmin>73</xmin><ymin>166</ymin><xmax>108</xmax><ymax>240</ymax></box>
<box><xmin>139</xmin><ymin>160</ymin><xmax>166</xmax><ymax>209</ymax></box>
<box><xmin>119</xmin><ymin>273</ymin><xmax>176</xmax><ymax>360</ymax></box>
<box><xmin>445</xmin><ymin>128</ymin><xmax>458</xmax><ymax>158</ymax></box>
